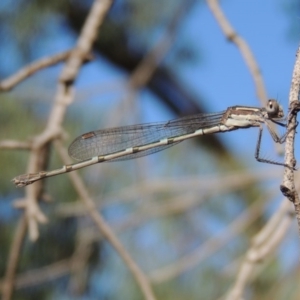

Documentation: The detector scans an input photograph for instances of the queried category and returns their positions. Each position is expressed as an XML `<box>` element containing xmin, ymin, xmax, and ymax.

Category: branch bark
<box><xmin>280</xmin><ymin>46</ymin><xmax>300</xmax><ymax>233</ymax></box>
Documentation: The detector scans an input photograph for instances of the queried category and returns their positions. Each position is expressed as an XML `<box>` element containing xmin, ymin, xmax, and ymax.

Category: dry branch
<box><xmin>225</xmin><ymin>199</ymin><xmax>294</xmax><ymax>300</ymax></box>
<box><xmin>280</xmin><ymin>46</ymin><xmax>300</xmax><ymax>232</ymax></box>
<box><xmin>54</xmin><ymin>140</ymin><xmax>157</xmax><ymax>300</ymax></box>
<box><xmin>206</xmin><ymin>0</ymin><xmax>268</xmax><ymax>105</ymax></box>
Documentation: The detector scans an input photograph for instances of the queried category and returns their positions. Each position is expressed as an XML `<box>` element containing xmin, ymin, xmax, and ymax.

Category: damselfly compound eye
<box><xmin>267</xmin><ymin>99</ymin><xmax>284</xmax><ymax>118</ymax></box>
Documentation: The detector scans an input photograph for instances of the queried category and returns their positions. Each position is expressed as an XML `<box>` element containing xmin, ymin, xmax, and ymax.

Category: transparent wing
<box><xmin>68</xmin><ymin>111</ymin><xmax>225</xmax><ymax>162</ymax></box>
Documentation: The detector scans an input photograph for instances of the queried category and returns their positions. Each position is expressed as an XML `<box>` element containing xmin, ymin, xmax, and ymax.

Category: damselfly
<box><xmin>13</xmin><ymin>99</ymin><xmax>289</xmax><ymax>187</ymax></box>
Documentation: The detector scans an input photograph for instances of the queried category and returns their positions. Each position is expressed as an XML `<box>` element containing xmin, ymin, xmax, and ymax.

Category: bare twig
<box><xmin>14</xmin><ymin>0</ymin><xmax>113</xmax><ymax>241</ymax></box>
<box><xmin>206</xmin><ymin>0</ymin><xmax>268</xmax><ymax>105</ymax></box>
<box><xmin>0</xmin><ymin>50</ymin><xmax>83</xmax><ymax>91</ymax></box>
<box><xmin>148</xmin><ymin>192</ymin><xmax>271</xmax><ymax>284</ymax></box>
<box><xmin>54</xmin><ymin>140</ymin><xmax>157</xmax><ymax>300</ymax></box>
<box><xmin>0</xmin><ymin>51</ymin><xmax>71</xmax><ymax>91</ymax></box>
<box><xmin>0</xmin><ymin>140</ymin><xmax>31</xmax><ymax>150</ymax></box>
<box><xmin>0</xmin><ymin>50</ymin><xmax>93</xmax><ymax>91</ymax></box>
<box><xmin>1</xmin><ymin>215</ymin><xmax>27</xmax><ymax>300</ymax></box>
<box><xmin>59</xmin><ymin>2</ymin><xmax>112</xmax><ymax>82</ymax></box>
<box><xmin>224</xmin><ymin>199</ymin><xmax>294</xmax><ymax>300</ymax></box>
<box><xmin>280</xmin><ymin>46</ymin><xmax>300</xmax><ymax>233</ymax></box>
<box><xmin>56</xmin><ymin>169</ymin><xmax>281</xmax><ymax>218</ymax></box>
<box><xmin>129</xmin><ymin>0</ymin><xmax>194</xmax><ymax>89</ymax></box>
<box><xmin>68</xmin><ymin>232</ymin><xmax>95</xmax><ymax>295</ymax></box>
<box><xmin>0</xmin><ymin>259</ymin><xmax>71</xmax><ymax>291</ymax></box>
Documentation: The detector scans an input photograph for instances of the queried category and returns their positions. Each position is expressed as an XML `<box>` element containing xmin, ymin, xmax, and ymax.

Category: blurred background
<box><xmin>0</xmin><ymin>0</ymin><xmax>300</xmax><ymax>299</ymax></box>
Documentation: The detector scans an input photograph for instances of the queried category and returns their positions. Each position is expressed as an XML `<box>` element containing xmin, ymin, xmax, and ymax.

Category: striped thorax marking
<box><xmin>222</xmin><ymin>106</ymin><xmax>263</xmax><ymax>128</ymax></box>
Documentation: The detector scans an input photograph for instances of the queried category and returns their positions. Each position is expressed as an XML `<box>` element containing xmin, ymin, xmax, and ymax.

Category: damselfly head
<box><xmin>266</xmin><ymin>99</ymin><xmax>284</xmax><ymax>118</ymax></box>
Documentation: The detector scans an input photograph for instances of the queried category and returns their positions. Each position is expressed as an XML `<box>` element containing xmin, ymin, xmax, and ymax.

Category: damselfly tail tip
<box><xmin>11</xmin><ymin>178</ymin><xmax>27</xmax><ymax>187</ymax></box>
<box><xmin>11</xmin><ymin>174</ymin><xmax>35</xmax><ymax>187</ymax></box>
